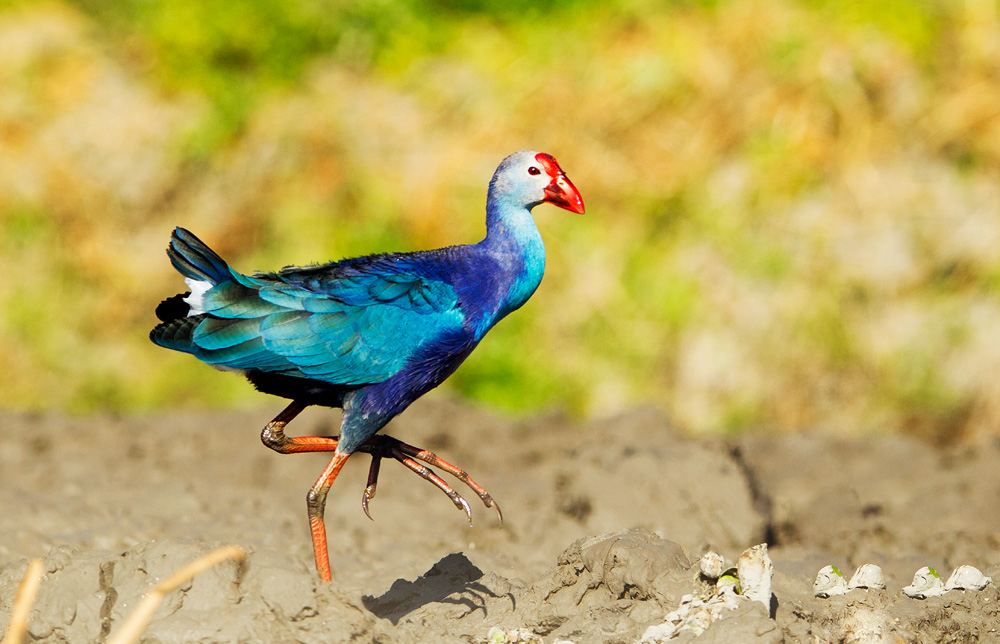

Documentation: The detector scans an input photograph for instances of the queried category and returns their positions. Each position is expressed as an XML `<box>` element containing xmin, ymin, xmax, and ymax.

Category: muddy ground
<box><xmin>1</xmin><ymin>397</ymin><xmax>1000</xmax><ymax>643</ymax></box>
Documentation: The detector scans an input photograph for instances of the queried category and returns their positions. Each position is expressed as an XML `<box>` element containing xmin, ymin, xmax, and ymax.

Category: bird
<box><xmin>150</xmin><ymin>150</ymin><xmax>585</xmax><ymax>582</ymax></box>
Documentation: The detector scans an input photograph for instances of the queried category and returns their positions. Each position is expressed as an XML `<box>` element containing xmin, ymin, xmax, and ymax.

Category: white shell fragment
<box><xmin>738</xmin><ymin>544</ymin><xmax>773</xmax><ymax>607</ymax></box>
<box><xmin>847</xmin><ymin>564</ymin><xmax>885</xmax><ymax>591</ymax></box>
<box><xmin>699</xmin><ymin>551</ymin><xmax>726</xmax><ymax>579</ymax></box>
<box><xmin>945</xmin><ymin>565</ymin><xmax>992</xmax><ymax>591</ymax></box>
<box><xmin>903</xmin><ymin>567</ymin><xmax>947</xmax><ymax>599</ymax></box>
<box><xmin>813</xmin><ymin>565</ymin><xmax>849</xmax><ymax>597</ymax></box>
<box><xmin>485</xmin><ymin>627</ymin><xmax>545</xmax><ymax>644</ymax></box>
<box><xmin>640</xmin><ymin>590</ymin><xmax>740</xmax><ymax>643</ymax></box>
<box><xmin>642</xmin><ymin>544</ymin><xmax>772</xmax><ymax>643</ymax></box>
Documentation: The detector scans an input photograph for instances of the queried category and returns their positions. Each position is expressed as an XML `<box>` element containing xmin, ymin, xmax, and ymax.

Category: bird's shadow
<box><xmin>362</xmin><ymin>552</ymin><xmax>510</xmax><ymax>625</ymax></box>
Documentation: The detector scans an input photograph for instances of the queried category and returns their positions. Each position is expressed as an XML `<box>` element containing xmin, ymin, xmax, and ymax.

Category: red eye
<box><xmin>528</xmin><ymin>166</ymin><xmax>541</xmax><ymax>176</ymax></box>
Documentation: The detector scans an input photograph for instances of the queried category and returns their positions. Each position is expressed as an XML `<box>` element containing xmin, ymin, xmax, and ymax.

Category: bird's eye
<box><xmin>528</xmin><ymin>166</ymin><xmax>541</xmax><ymax>176</ymax></box>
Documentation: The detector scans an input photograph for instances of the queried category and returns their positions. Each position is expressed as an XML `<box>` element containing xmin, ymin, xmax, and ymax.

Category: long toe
<box><xmin>358</xmin><ymin>434</ymin><xmax>500</xmax><ymax>526</ymax></box>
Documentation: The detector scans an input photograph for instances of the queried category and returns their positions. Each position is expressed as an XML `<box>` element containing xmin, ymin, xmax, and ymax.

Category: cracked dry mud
<box><xmin>2</xmin><ymin>398</ymin><xmax>999</xmax><ymax>642</ymax></box>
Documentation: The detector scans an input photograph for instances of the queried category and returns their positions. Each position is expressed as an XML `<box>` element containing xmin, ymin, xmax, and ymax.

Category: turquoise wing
<box><xmin>188</xmin><ymin>263</ymin><xmax>465</xmax><ymax>384</ymax></box>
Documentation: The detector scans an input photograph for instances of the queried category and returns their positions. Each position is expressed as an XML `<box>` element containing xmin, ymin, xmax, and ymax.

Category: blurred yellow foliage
<box><xmin>2</xmin><ymin>0</ymin><xmax>1000</xmax><ymax>441</ymax></box>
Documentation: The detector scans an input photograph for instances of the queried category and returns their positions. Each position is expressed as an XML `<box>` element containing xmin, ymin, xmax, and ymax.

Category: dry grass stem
<box><xmin>105</xmin><ymin>546</ymin><xmax>246</xmax><ymax>644</ymax></box>
<box><xmin>1</xmin><ymin>559</ymin><xmax>44</xmax><ymax>644</ymax></box>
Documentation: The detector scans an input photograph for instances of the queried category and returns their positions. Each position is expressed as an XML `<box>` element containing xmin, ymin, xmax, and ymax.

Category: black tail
<box><xmin>154</xmin><ymin>292</ymin><xmax>191</xmax><ymax>323</ymax></box>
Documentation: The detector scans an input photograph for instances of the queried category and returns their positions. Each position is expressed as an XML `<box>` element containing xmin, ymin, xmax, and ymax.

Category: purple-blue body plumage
<box><xmin>152</xmin><ymin>151</ymin><xmax>550</xmax><ymax>453</ymax></box>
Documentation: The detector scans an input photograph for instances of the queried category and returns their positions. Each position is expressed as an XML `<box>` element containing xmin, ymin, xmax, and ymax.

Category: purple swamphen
<box><xmin>150</xmin><ymin>150</ymin><xmax>585</xmax><ymax>581</ymax></box>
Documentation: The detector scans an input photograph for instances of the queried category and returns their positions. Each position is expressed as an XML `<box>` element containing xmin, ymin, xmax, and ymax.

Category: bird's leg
<box><xmin>307</xmin><ymin>451</ymin><xmax>351</xmax><ymax>583</ymax></box>
<box><xmin>260</xmin><ymin>400</ymin><xmax>340</xmax><ymax>454</ymax></box>
<box><xmin>355</xmin><ymin>434</ymin><xmax>502</xmax><ymax>525</ymax></box>
<box><xmin>260</xmin><ymin>403</ymin><xmax>500</xmax><ymax>580</ymax></box>
<box><xmin>260</xmin><ymin>401</ymin><xmax>358</xmax><ymax>582</ymax></box>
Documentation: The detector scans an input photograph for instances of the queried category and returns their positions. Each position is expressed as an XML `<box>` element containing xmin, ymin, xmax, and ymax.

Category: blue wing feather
<box><xmin>151</xmin><ymin>228</ymin><xmax>470</xmax><ymax>387</ymax></box>
<box><xmin>202</xmin><ymin>282</ymin><xmax>281</xmax><ymax>318</ymax></box>
<box><xmin>168</xmin><ymin>258</ymin><xmax>464</xmax><ymax>386</ymax></box>
<box><xmin>259</xmin><ymin>310</ymin><xmax>312</xmax><ymax>339</ymax></box>
<box><xmin>257</xmin><ymin>288</ymin><xmax>312</xmax><ymax>311</ymax></box>
<box><xmin>191</xmin><ymin>317</ymin><xmax>261</xmax><ymax>350</ymax></box>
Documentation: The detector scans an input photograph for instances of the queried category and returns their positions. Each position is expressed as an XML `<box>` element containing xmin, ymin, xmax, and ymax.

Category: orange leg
<box><xmin>258</xmin><ymin>402</ymin><xmax>502</xmax><ymax>582</ymax></box>
<box><xmin>306</xmin><ymin>451</ymin><xmax>350</xmax><ymax>582</ymax></box>
<box><xmin>261</xmin><ymin>400</ymin><xmax>340</xmax><ymax>454</ymax></box>
<box><xmin>260</xmin><ymin>401</ymin><xmax>347</xmax><ymax>581</ymax></box>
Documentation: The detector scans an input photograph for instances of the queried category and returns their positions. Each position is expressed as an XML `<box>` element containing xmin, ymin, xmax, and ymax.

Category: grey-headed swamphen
<box><xmin>150</xmin><ymin>150</ymin><xmax>584</xmax><ymax>581</ymax></box>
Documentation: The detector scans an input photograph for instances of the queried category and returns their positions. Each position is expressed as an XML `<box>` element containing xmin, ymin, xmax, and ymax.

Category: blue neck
<box><xmin>481</xmin><ymin>200</ymin><xmax>546</xmax><ymax>320</ymax></box>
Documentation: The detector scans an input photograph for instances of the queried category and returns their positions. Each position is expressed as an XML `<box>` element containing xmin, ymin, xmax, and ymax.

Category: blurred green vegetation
<box><xmin>2</xmin><ymin>0</ymin><xmax>1000</xmax><ymax>441</ymax></box>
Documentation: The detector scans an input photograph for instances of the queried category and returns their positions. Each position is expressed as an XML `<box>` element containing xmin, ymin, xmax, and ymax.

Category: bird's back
<box><xmin>151</xmin><ymin>230</ymin><xmax>488</xmax><ymax>396</ymax></box>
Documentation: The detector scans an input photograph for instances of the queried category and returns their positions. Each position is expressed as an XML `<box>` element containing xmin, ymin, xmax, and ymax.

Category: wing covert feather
<box><xmin>190</xmin><ymin>261</ymin><xmax>465</xmax><ymax>385</ymax></box>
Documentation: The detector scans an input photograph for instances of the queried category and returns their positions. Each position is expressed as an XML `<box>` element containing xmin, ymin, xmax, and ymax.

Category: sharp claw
<box><xmin>476</xmin><ymin>492</ymin><xmax>502</xmax><ymax>525</ymax></box>
<box><xmin>458</xmin><ymin>496</ymin><xmax>473</xmax><ymax>526</ymax></box>
<box><xmin>441</xmin><ymin>487</ymin><xmax>473</xmax><ymax>525</ymax></box>
<box><xmin>362</xmin><ymin>485</ymin><xmax>376</xmax><ymax>521</ymax></box>
<box><xmin>362</xmin><ymin>454</ymin><xmax>382</xmax><ymax>522</ymax></box>
<box><xmin>490</xmin><ymin>499</ymin><xmax>503</xmax><ymax>526</ymax></box>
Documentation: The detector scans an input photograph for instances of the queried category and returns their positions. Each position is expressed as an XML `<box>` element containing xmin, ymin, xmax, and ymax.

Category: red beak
<box><xmin>536</xmin><ymin>153</ymin><xmax>585</xmax><ymax>214</ymax></box>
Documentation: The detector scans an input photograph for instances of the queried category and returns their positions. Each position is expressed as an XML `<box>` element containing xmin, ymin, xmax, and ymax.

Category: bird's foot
<box><xmin>356</xmin><ymin>434</ymin><xmax>502</xmax><ymax>526</ymax></box>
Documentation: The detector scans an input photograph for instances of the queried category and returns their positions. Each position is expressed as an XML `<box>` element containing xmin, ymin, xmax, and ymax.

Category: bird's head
<box><xmin>490</xmin><ymin>150</ymin><xmax>585</xmax><ymax>214</ymax></box>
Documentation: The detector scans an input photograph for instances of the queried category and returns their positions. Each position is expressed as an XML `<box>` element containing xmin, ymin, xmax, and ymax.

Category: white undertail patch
<box><xmin>183</xmin><ymin>278</ymin><xmax>212</xmax><ymax>316</ymax></box>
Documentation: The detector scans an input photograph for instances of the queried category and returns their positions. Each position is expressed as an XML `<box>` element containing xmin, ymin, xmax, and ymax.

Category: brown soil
<box><xmin>1</xmin><ymin>398</ymin><xmax>999</xmax><ymax>642</ymax></box>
